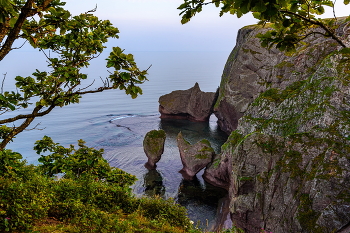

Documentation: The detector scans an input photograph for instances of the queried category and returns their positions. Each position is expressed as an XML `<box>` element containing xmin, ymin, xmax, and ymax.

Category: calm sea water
<box><xmin>1</xmin><ymin>50</ymin><xmax>231</xmax><ymax>230</ymax></box>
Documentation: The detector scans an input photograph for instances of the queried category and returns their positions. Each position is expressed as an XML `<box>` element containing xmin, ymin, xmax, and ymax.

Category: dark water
<box><xmin>94</xmin><ymin>114</ymin><xmax>229</xmax><ymax>230</ymax></box>
<box><xmin>1</xmin><ymin>51</ymin><xmax>231</xmax><ymax>230</ymax></box>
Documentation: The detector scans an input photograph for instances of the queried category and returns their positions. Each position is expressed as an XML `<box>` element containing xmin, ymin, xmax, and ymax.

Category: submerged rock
<box><xmin>143</xmin><ymin>129</ymin><xmax>166</xmax><ymax>169</ymax></box>
<box><xmin>177</xmin><ymin>132</ymin><xmax>215</xmax><ymax>180</ymax></box>
<box><xmin>159</xmin><ymin>82</ymin><xmax>218</xmax><ymax>121</ymax></box>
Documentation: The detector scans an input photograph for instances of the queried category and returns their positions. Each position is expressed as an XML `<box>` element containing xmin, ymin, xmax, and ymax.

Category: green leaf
<box><xmin>126</xmin><ymin>54</ymin><xmax>134</xmax><ymax>61</ymax></box>
<box><xmin>253</xmin><ymin>0</ymin><xmax>267</xmax><ymax>12</ymax></box>
<box><xmin>178</xmin><ymin>2</ymin><xmax>189</xmax><ymax>9</ymax></box>
<box><xmin>0</xmin><ymin>94</ymin><xmax>6</xmax><ymax>101</ymax></box>
<box><xmin>8</xmin><ymin>103</ymin><xmax>15</xmax><ymax>111</ymax></box>
<box><xmin>290</xmin><ymin>3</ymin><xmax>298</xmax><ymax>12</ymax></box>
<box><xmin>0</xmin><ymin>14</ymin><xmax>5</xmax><ymax>24</ymax></box>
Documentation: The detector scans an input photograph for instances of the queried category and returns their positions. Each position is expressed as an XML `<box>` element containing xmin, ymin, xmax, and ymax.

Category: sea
<box><xmin>1</xmin><ymin>50</ymin><xmax>232</xmax><ymax>230</ymax></box>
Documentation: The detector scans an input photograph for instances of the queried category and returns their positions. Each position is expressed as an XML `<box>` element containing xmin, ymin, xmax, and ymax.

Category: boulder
<box><xmin>177</xmin><ymin>132</ymin><xmax>215</xmax><ymax>180</ymax></box>
<box><xmin>159</xmin><ymin>82</ymin><xmax>218</xmax><ymax>121</ymax></box>
<box><xmin>143</xmin><ymin>129</ymin><xmax>166</xmax><ymax>169</ymax></box>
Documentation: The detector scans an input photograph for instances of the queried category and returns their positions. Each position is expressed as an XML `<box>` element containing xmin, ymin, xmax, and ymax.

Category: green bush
<box><xmin>138</xmin><ymin>196</ymin><xmax>191</xmax><ymax>228</ymax></box>
<box><xmin>0</xmin><ymin>166</ymin><xmax>54</xmax><ymax>231</ymax></box>
<box><xmin>0</xmin><ymin>149</ymin><xmax>27</xmax><ymax>179</ymax></box>
<box><xmin>0</xmin><ymin>137</ymin><xmax>199</xmax><ymax>232</ymax></box>
<box><xmin>35</xmin><ymin>136</ymin><xmax>137</xmax><ymax>188</ymax></box>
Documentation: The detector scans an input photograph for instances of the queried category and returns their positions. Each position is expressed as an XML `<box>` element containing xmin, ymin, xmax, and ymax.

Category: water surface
<box><xmin>1</xmin><ymin>50</ymin><xmax>231</xmax><ymax>229</ymax></box>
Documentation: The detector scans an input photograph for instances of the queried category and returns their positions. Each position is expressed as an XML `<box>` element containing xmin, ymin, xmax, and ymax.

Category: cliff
<box><xmin>209</xmin><ymin>21</ymin><xmax>350</xmax><ymax>232</ymax></box>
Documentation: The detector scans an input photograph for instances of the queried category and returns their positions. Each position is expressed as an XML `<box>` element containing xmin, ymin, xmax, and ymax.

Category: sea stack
<box><xmin>177</xmin><ymin>132</ymin><xmax>215</xmax><ymax>180</ymax></box>
<box><xmin>143</xmin><ymin>129</ymin><xmax>166</xmax><ymax>169</ymax></box>
<box><xmin>159</xmin><ymin>82</ymin><xmax>218</xmax><ymax>121</ymax></box>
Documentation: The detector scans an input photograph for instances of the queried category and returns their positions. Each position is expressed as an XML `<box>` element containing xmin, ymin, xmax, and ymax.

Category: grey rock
<box><xmin>177</xmin><ymin>132</ymin><xmax>215</xmax><ymax>180</ymax></box>
<box><xmin>208</xmin><ymin>20</ymin><xmax>350</xmax><ymax>232</ymax></box>
<box><xmin>143</xmin><ymin>129</ymin><xmax>166</xmax><ymax>169</ymax></box>
<box><xmin>159</xmin><ymin>82</ymin><xmax>217</xmax><ymax>121</ymax></box>
<box><xmin>203</xmin><ymin>153</ymin><xmax>232</xmax><ymax>190</ymax></box>
<box><xmin>215</xmin><ymin>24</ymin><xmax>343</xmax><ymax>134</ymax></box>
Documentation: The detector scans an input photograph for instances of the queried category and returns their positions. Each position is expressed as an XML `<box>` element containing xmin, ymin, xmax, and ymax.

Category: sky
<box><xmin>64</xmin><ymin>0</ymin><xmax>257</xmax><ymax>52</ymax></box>
<box><xmin>62</xmin><ymin>0</ymin><xmax>350</xmax><ymax>52</ymax></box>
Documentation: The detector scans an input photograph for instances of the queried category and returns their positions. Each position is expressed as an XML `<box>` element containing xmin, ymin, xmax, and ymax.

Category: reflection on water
<box><xmin>177</xmin><ymin>177</ymin><xmax>228</xmax><ymax>230</ymax></box>
<box><xmin>159</xmin><ymin>117</ymin><xmax>228</xmax><ymax>154</ymax></box>
<box><xmin>144</xmin><ymin>169</ymin><xmax>165</xmax><ymax>197</ymax></box>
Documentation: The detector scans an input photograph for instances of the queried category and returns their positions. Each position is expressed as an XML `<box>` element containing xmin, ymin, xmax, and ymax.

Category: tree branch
<box><xmin>0</xmin><ymin>0</ymin><xmax>54</xmax><ymax>61</ymax></box>
<box><xmin>0</xmin><ymin>85</ymin><xmax>116</xmax><ymax>125</ymax></box>
<box><xmin>0</xmin><ymin>104</ymin><xmax>55</xmax><ymax>124</ymax></box>
<box><xmin>280</xmin><ymin>10</ymin><xmax>347</xmax><ymax>48</ymax></box>
<box><xmin>0</xmin><ymin>105</ymin><xmax>45</xmax><ymax>150</ymax></box>
<box><xmin>298</xmin><ymin>31</ymin><xmax>329</xmax><ymax>41</ymax></box>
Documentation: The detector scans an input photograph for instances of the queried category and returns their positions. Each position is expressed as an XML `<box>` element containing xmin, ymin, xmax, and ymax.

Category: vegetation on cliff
<box><xmin>178</xmin><ymin>1</ymin><xmax>350</xmax><ymax>232</ymax></box>
<box><xmin>209</xmin><ymin>44</ymin><xmax>350</xmax><ymax>232</ymax></box>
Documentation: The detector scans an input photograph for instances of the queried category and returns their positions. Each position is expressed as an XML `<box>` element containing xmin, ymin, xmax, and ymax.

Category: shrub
<box><xmin>35</xmin><ymin>136</ymin><xmax>137</xmax><ymax>187</ymax></box>
<box><xmin>0</xmin><ymin>137</ymin><xmax>199</xmax><ymax>232</ymax></box>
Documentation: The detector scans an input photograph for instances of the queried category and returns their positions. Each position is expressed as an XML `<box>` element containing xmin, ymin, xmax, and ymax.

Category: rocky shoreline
<box><xmin>156</xmin><ymin>20</ymin><xmax>350</xmax><ymax>233</ymax></box>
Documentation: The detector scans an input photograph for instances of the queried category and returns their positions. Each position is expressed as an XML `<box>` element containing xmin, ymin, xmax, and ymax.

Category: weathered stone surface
<box><xmin>203</xmin><ymin>153</ymin><xmax>231</xmax><ymax>190</ymax></box>
<box><xmin>214</xmin><ymin>23</ymin><xmax>345</xmax><ymax>134</ymax></box>
<box><xmin>159</xmin><ymin>82</ymin><xmax>218</xmax><ymax>121</ymax></box>
<box><xmin>177</xmin><ymin>132</ymin><xmax>215</xmax><ymax>180</ymax></box>
<box><xmin>207</xmin><ymin>20</ymin><xmax>350</xmax><ymax>232</ymax></box>
<box><xmin>143</xmin><ymin>129</ymin><xmax>166</xmax><ymax>169</ymax></box>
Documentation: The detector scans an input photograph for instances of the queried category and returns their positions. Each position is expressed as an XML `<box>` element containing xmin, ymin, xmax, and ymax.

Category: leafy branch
<box><xmin>178</xmin><ymin>0</ymin><xmax>350</xmax><ymax>52</ymax></box>
<box><xmin>0</xmin><ymin>1</ymin><xmax>149</xmax><ymax>150</ymax></box>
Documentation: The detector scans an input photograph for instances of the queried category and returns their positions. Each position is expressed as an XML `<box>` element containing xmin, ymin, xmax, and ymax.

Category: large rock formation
<box><xmin>214</xmin><ymin>24</ymin><xmax>343</xmax><ymax>134</ymax></box>
<box><xmin>206</xmin><ymin>20</ymin><xmax>350</xmax><ymax>232</ymax></box>
<box><xmin>159</xmin><ymin>82</ymin><xmax>218</xmax><ymax>121</ymax></box>
<box><xmin>143</xmin><ymin>129</ymin><xmax>166</xmax><ymax>169</ymax></box>
<box><xmin>177</xmin><ymin>132</ymin><xmax>215</xmax><ymax>180</ymax></box>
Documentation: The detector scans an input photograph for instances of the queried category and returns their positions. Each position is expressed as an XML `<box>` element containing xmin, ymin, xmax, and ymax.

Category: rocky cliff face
<box><xmin>209</xmin><ymin>21</ymin><xmax>350</xmax><ymax>232</ymax></box>
<box><xmin>214</xmin><ymin>24</ymin><xmax>343</xmax><ymax>134</ymax></box>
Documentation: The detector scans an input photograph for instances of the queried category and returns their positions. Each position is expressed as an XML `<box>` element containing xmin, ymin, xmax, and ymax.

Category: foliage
<box><xmin>0</xmin><ymin>137</ymin><xmax>202</xmax><ymax>233</ymax></box>
<box><xmin>138</xmin><ymin>196</ymin><xmax>191</xmax><ymax>228</ymax></box>
<box><xmin>178</xmin><ymin>0</ymin><xmax>350</xmax><ymax>52</ymax></box>
<box><xmin>0</xmin><ymin>148</ymin><xmax>26</xmax><ymax>178</ymax></box>
<box><xmin>0</xmin><ymin>0</ymin><xmax>149</xmax><ymax>150</ymax></box>
<box><xmin>34</xmin><ymin>136</ymin><xmax>137</xmax><ymax>187</ymax></box>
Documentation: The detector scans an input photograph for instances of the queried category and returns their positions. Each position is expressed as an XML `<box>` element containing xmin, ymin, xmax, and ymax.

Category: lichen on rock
<box><xmin>177</xmin><ymin>132</ymin><xmax>215</xmax><ymax>180</ymax></box>
<box><xmin>207</xmin><ymin>22</ymin><xmax>350</xmax><ymax>233</ymax></box>
<box><xmin>143</xmin><ymin>129</ymin><xmax>166</xmax><ymax>170</ymax></box>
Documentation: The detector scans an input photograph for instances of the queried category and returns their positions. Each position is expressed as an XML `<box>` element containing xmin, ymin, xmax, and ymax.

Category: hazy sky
<box><xmin>62</xmin><ymin>0</ymin><xmax>350</xmax><ymax>52</ymax></box>
<box><xmin>64</xmin><ymin>0</ymin><xmax>257</xmax><ymax>52</ymax></box>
